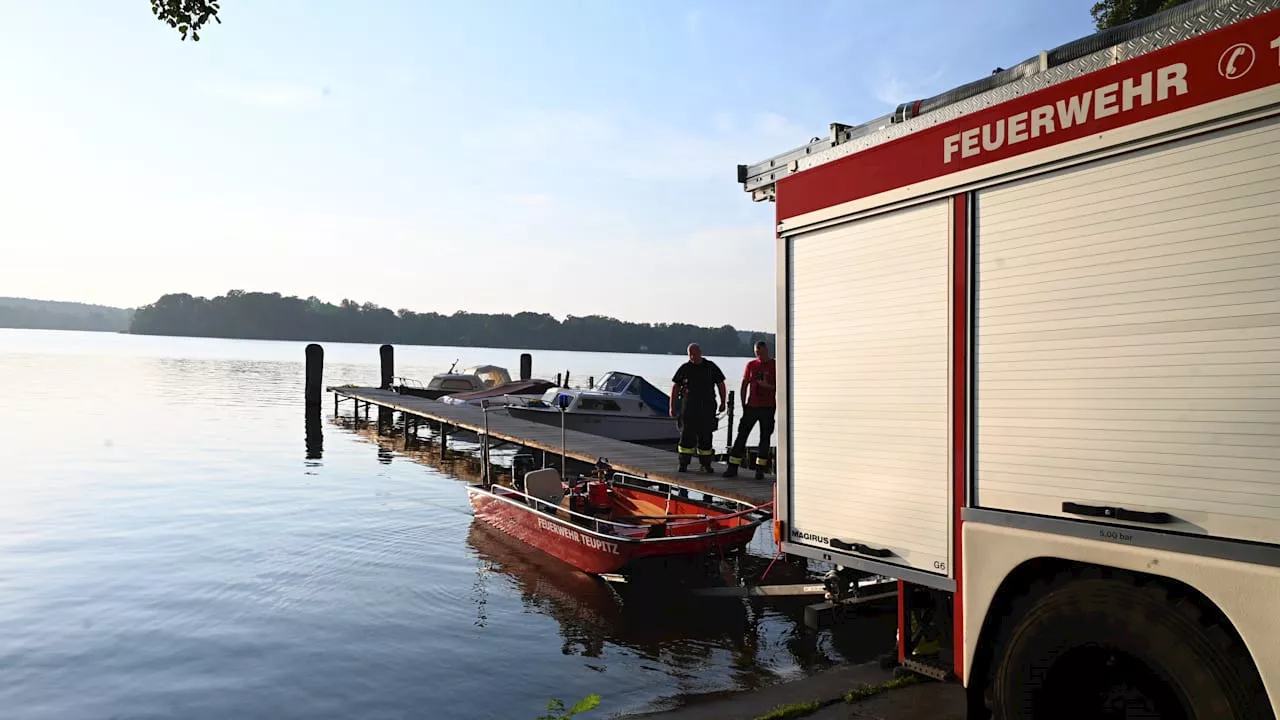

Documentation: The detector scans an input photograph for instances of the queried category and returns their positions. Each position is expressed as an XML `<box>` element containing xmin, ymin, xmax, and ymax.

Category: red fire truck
<box><xmin>738</xmin><ymin>1</ymin><xmax>1280</xmax><ymax>716</ymax></box>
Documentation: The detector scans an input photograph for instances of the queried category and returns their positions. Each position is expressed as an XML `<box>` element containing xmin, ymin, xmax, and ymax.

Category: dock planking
<box><xmin>328</xmin><ymin>386</ymin><xmax>775</xmax><ymax>506</ymax></box>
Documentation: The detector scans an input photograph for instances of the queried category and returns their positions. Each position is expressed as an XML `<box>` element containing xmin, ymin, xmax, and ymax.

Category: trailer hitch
<box><xmin>821</xmin><ymin>565</ymin><xmax>869</xmax><ymax>602</ymax></box>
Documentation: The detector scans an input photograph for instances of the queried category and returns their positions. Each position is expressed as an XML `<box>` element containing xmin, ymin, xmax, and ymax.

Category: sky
<box><xmin>0</xmin><ymin>1</ymin><xmax>1100</xmax><ymax>332</ymax></box>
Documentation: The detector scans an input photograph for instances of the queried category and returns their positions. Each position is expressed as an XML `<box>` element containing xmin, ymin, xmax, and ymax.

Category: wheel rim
<box><xmin>1036</xmin><ymin>643</ymin><xmax>1189</xmax><ymax>720</ymax></box>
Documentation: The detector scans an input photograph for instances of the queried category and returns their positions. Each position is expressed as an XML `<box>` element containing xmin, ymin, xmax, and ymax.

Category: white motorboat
<box><xmin>505</xmin><ymin>371</ymin><xmax>715</xmax><ymax>443</ymax></box>
<box><xmin>439</xmin><ymin>377</ymin><xmax>557</xmax><ymax>407</ymax></box>
<box><xmin>393</xmin><ymin>363</ymin><xmax>513</xmax><ymax>400</ymax></box>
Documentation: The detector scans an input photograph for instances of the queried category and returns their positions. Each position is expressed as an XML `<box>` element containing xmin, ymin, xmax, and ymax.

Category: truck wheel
<box><xmin>989</xmin><ymin>569</ymin><xmax>1271</xmax><ymax>720</ymax></box>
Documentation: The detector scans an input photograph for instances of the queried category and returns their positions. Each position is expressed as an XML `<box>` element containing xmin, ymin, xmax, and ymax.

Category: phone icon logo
<box><xmin>1219</xmin><ymin>43</ymin><xmax>1256</xmax><ymax>80</ymax></box>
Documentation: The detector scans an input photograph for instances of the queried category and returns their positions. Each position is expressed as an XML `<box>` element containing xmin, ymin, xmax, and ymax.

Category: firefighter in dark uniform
<box><xmin>670</xmin><ymin>343</ymin><xmax>727</xmax><ymax>473</ymax></box>
<box><xmin>724</xmin><ymin>341</ymin><xmax>776</xmax><ymax>479</ymax></box>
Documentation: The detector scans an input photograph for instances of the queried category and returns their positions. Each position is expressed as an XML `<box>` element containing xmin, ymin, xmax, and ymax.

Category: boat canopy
<box><xmin>596</xmin><ymin>371</ymin><xmax>670</xmax><ymax>415</ymax></box>
<box><xmin>460</xmin><ymin>365</ymin><xmax>513</xmax><ymax>388</ymax></box>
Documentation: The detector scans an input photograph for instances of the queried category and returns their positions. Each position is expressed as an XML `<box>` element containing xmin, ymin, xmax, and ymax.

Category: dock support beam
<box><xmin>439</xmin><ymin>422</ymin><xmax>449</xmax><ymax>460</ymax></box>
<box><xmin>520</xmin><ymin>353</ymin><xmax>532</xmax><ymax>381</ymax></box>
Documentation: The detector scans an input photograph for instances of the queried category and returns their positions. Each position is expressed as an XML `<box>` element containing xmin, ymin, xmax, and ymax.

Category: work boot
<box><xmin>722</xmin><ymin>465</ymin><xmax>738</xmax><ymax>478</ymax></box>
<box><xmin>755</xmin><ymin>468</ymin><xmax>766</xmax><ymax>480</ymax></box>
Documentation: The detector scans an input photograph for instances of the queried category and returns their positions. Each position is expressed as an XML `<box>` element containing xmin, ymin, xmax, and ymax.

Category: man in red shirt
<box><xmin>724</xmin><ymin>341</ymin><xmax>776</xmax><ymax>479</ymax></box>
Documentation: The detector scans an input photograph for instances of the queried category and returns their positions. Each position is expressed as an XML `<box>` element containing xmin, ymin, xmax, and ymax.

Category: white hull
<box><xmin>440</xmin><ymin>393</ymin><xmax>543</xmax><ymax>408</ymax></box>
<box><xmin>507</xmin><ymin>405</ymin><xmax>691</xmax><ymax>443</ymax></box>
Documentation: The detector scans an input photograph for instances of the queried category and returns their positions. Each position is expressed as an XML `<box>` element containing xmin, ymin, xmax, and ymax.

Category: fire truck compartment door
<box><xmin>974</xmin><ymin>115</ymin><xmax>1280</xmax><ymax>546</ymax></box>
<box><xmin>787</xmin><ymin>198</ymin><xmax>953</xmax><ymax>577</ymax></box>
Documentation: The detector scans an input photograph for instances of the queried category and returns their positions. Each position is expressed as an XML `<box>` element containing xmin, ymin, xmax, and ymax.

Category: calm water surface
<box><xmin>0</xmin><ymin>329</ymin><xmax>892</xmax><ymax>719</ymax></box>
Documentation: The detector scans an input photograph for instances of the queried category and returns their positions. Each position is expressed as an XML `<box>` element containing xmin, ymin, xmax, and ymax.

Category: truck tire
<box><xmin>989</xmin><ymin>568</ymin><xmax>1271</xmax><ymax>720</ymax></box>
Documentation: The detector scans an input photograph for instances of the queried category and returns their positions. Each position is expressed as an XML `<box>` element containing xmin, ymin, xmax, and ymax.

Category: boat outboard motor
<box><xmin>585</xmin><ymin>481</ymin><xmax>611</xmax><ymax>512</ymax></box>
<box><xmin>511</xmin><ymin>453</ymin><xmax>536</xmax><ymax>491</ymax></box>
<box><xmin>583</xmin><ymin>457</ymin><xmax>614</xmax><ymax>513</ymax></box>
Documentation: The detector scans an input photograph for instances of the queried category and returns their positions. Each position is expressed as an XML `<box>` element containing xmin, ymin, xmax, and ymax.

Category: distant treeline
<box><xmin>0</xmin><ymin>297</ymin><xmax>133</xmax><ymax>332</ymax></box>
<box><xmin>129</xmin><ymin>291</ymin><xmax>775</xmax><ymax>356</ymax></box>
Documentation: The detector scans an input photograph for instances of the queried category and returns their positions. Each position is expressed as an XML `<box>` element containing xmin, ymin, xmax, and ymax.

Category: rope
<box><xmin>759</xmin><ymin>549</ymin><xmax>785</xmax><ymax>583</ymax></box>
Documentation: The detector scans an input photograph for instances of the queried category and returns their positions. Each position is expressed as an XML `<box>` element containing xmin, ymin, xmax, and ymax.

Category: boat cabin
<box><xmin>538</xmin><ymin>371</ymin><xmax>671</xmax><ymax>416</ymax></box>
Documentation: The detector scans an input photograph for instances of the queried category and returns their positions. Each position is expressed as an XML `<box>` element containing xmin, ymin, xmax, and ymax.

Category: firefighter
<box><xmin>724</xmin><ymin>341</ymin><xmax>776</xmax><ymax>479</ymax></box>
<box><xmin>670</xmin><ymin>343</ymin><xmax>727</xmax><ymax>473</ymax></box>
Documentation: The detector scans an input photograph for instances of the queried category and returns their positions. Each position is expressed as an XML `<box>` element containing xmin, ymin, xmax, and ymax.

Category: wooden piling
<box><xmin>378</xmin><ymin>344</ymin><xmax>394</xmax><ymax>431</ymax></box>
<box><xmin>520</xmin><ymin>353</ymin><xmax>532</xmax><ymax>381</ymax></box>
<box><xmin>305</xmin><ymin>343</ymin><xmax>324</xmax><ymax>459</ymax></box>
<box><xmin>305</xmin><ymin>344</ymin><xmax>324</xmax><ymax>411</ymax></box>
<box><xmin>379</xmin><ymin>344</ymin><xmax>394</xmax><ymax>389</ymax></box>
<box><xmin>555</xmin><ymin>372</ymin><xmax>562</xmax><ymax>387</ymax></box>
<box><xmin>588</xmin><ymin>376</ymin><xmax>594</xmax><ymax>389</ymax></box>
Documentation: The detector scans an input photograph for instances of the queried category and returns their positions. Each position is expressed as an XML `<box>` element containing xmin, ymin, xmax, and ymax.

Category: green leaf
<box><xmin>568</xmin><ymin>694</ymin><xmax>601</xmax><ymax>715</ymax></box>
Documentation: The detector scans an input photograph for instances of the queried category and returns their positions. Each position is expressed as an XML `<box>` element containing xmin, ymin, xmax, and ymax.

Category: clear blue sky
<box><xmin>1</xmin><ymin>1</ymin><xmax>1098</xmax><ymax>331</ymax></box>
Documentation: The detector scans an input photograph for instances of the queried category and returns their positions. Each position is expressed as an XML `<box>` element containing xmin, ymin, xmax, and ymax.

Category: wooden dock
<box><xmin>328</xmin><ymin>386</ymin><xmax>775</xmax><ymax>506</ymax></box>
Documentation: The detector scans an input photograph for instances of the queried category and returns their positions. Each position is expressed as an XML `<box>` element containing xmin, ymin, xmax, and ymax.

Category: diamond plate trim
<box><xmin>759</xmin><ymin>0</ymin><xmax>1279</xmax><ymax>180</ymax></box>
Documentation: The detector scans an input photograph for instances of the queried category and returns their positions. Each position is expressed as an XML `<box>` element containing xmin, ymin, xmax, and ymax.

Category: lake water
<box><xmin>0</xmin><ymin>329</ymin><xmax>893</xmax><ymax>719</ymax></box>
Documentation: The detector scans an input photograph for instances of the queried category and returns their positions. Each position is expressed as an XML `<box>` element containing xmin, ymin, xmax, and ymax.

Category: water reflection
<box><xmin>304</xmin><ymin>411</ymin><xmax>324</xmax><ymax>461</ymax></box>
<box><xmin>469</xmin><ymin>521</ymin><xmax>749</xmax><ymax>650</ymax></box>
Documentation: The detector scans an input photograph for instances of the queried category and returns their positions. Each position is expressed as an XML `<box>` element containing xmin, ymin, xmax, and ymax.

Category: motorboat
<box><xmin>505</xmin><ymin>371</ymin><xmax>706</xmax><ymax>443</ymax></box>
<box><xmin>439</xmin><ymin>378</ymin><xmax>557</xmax><ymax>407</ymax></box>
<box><xmin>466</xmin><ymin>463</ymin><xmax>770</xmax><ymax>576</ymax></box>
<box><xmin>393</xmin><ymin>363</ymin><xmax>513</xmax><ymax>400</ymax></box>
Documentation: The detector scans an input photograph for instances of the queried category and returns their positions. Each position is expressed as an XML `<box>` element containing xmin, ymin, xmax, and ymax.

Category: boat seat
<box><xmin>523</xmin><ymin>468</ymin><xmax>564</xmax><ymax>508</ymax></box>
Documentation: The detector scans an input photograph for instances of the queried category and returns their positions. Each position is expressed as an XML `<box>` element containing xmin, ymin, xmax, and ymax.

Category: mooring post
<box><xmin>379</xmin><ymin>344</ymin><xmax>394</xmax><ymax>389</ymax></box>
<box><xmin>305</xmin><ymin>343</ymin><xmax>324</xmax><ymax>460</ymax></box>
<box><xmin>555</xmin><ymin>372</ymin><xmax>562</xmax><ymax>387</ymax></box>
<box><xmin>588</xmin><ymin>376</ymin><xmax>594</xmax><ymax>389</ymax></box>
<box><xmin>564</xmin><ymin>370</ymin><xmax>571</xmax><ymax>388</ymax></box>
<box><xmin>439</xmin><ymin>423</ymin><xmax>449</xmax><ymax>460</ymax></box>
<box><xmin>520</xmin><ymin>353</ymin><xmax>532</xmax><ymax>381</ymax></box>
<box><xmin>378</xmin><ymin>344</ymin><xmax>394</xmax><ymax>433</ymax></box>
<box><xmin>333</xmin><ymin>392</ymin><xmax>339</xmax><ymax>418</ymax></box>
<box><xmin>305</xmin><ymin>344</ymin><xmax>324</xmax><ymax>412</ymax></box>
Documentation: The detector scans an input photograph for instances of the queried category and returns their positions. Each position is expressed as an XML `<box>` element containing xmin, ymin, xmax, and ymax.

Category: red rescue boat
<box><xmin>466</xmin><ymin>466</ymin><xmax>771</xmax><ymax>576</ymax></box>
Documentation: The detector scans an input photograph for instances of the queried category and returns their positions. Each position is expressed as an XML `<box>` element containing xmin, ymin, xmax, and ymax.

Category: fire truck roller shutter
<box><xmin>787</xmin><ymin>197</ymin><xmax>953</xmax><ymax>577</ymax></box>
<box><xmin>973</xmin><ymin>116</ymin><xmax>1280</xmax><ymax>720</ymax></box>
<box><xmin>973</xmin><ymin>113</ymin><xmax>1280</xmax><ymax>546</ymax></box>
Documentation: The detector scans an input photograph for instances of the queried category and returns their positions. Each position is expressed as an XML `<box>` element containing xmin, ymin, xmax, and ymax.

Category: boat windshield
<box><xmin>596</xmin><ymin>372</ymin><xmax>637</xmax><ymax>394</ymax></box>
